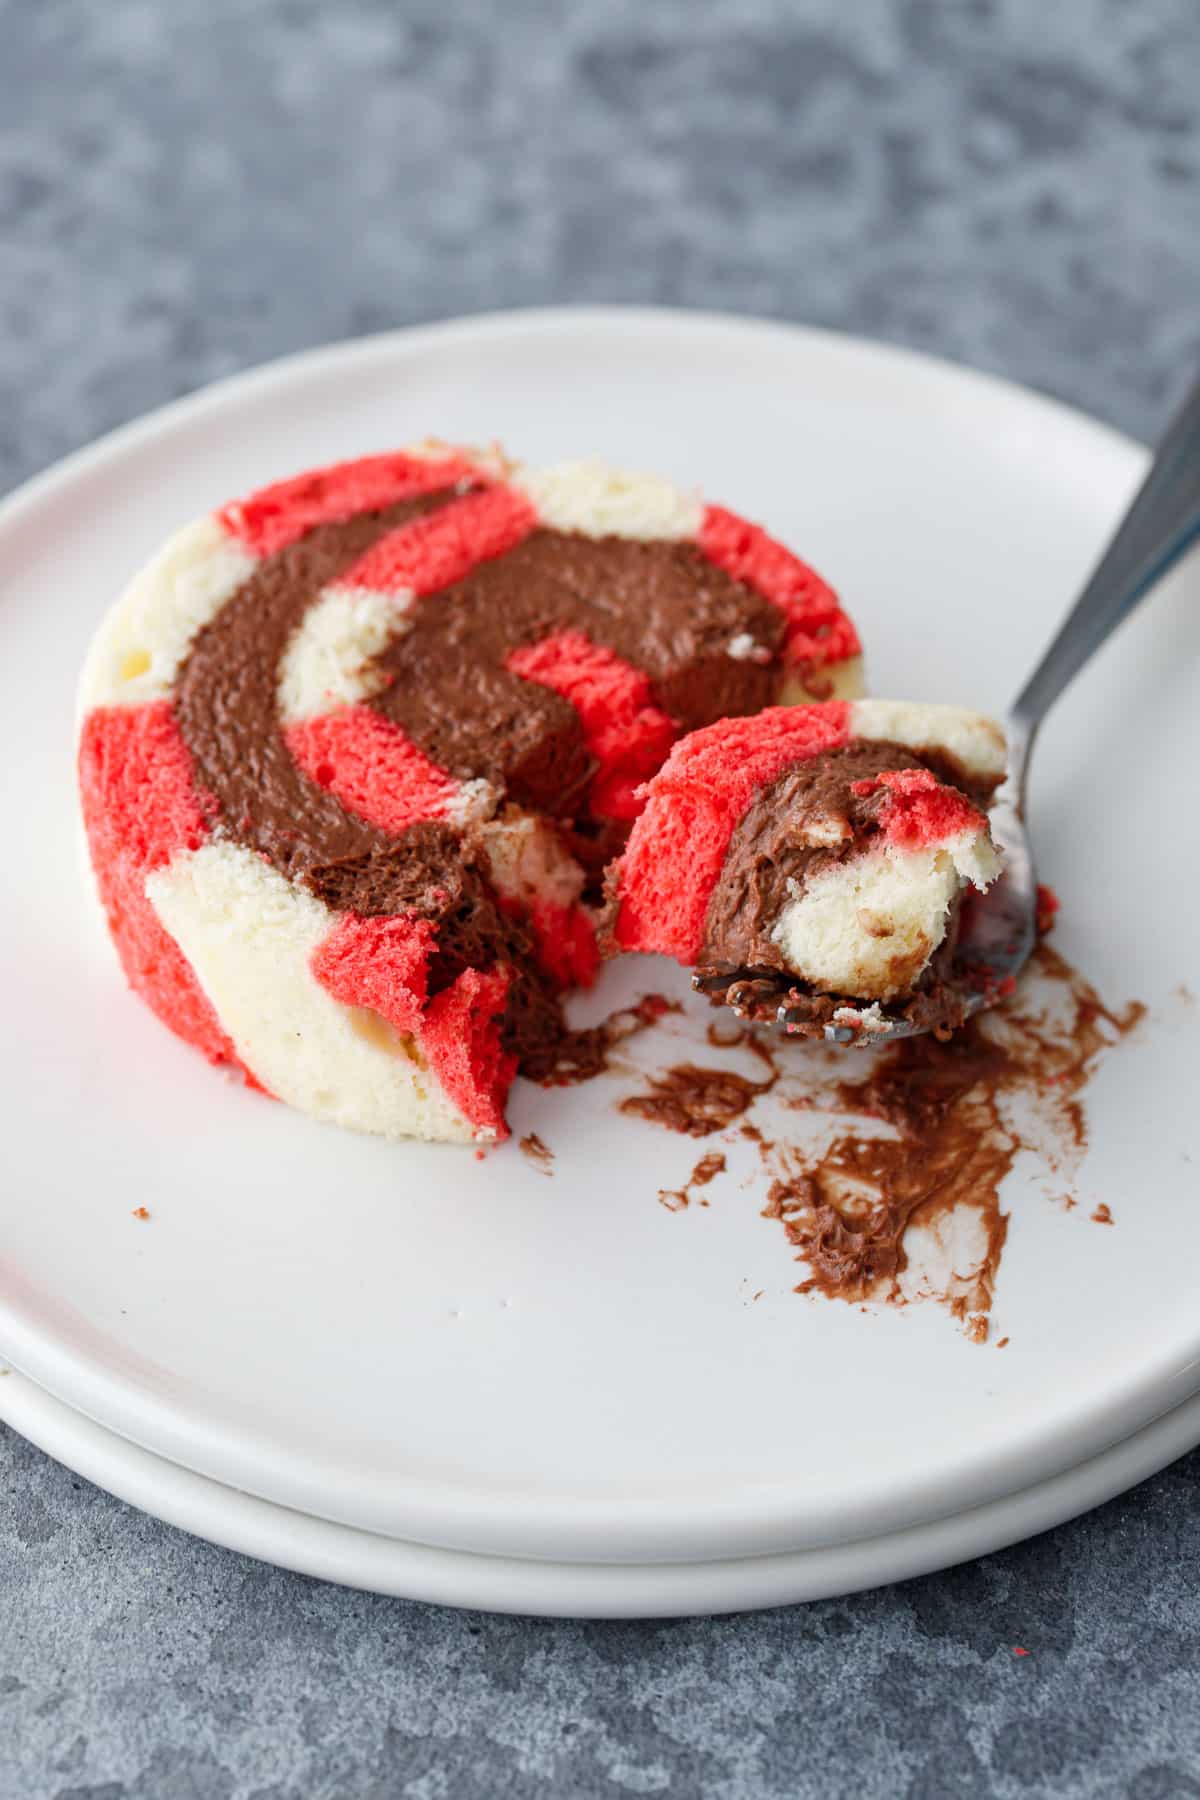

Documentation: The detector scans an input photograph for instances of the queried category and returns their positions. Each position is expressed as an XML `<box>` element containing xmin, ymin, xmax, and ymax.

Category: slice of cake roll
<box><xmin>78</xmin><ymin>447</ymin><xmax>861</xmax><ymax>1140</ymax></box>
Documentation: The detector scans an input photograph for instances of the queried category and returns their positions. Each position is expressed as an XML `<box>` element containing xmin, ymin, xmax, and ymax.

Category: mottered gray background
<box><xmin>2</xmin><ymin>0</ymin><xmax>1198</xmax><ymax>1794</ymax></box>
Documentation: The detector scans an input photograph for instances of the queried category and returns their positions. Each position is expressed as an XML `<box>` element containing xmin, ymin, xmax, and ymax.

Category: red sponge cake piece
<box><xmin>610</xmin><ymin>703</ymin><xmax>853</xmax><ymax>961</ymax></box>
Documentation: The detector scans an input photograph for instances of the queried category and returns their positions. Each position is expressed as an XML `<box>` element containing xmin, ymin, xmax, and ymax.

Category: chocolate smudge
<box><xmin>519</xmin><ymin>1133</ymin><xmax>554</xmax><ymax>1174</ymax></box>
<box><xmin>621</xmin><ymin>1059</ymin><xmax>777</xmax><ymax>1137</ymax></box>
<box><xmin>621</xmin><ymin>1016</ymin><xmax>781</xmax><ymax>1136</ymax></box>
<box><xmin>658</xmin><ymin>1151</ymin><xmax>728</xmax><ymax>1212</ymax></box>
<box><xmin>760</xmin><ymin>943</ymin><xmax>1142</xmax><ymax>1334</ymax></box>
<box><xmin>618</xmin><ymin>942</ymin><xmax>1143</xmax><ymax>1337</ymax></box>
<box><xmin>535</xmin><ymin>994</ymin><xmax>681</xmax><ymax>1088</ymax></box>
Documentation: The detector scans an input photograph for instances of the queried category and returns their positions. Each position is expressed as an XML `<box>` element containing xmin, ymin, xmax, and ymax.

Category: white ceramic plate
<box><xmin>5</xmin><ymin>1367</ymin><xmax>1199</xmax><ymax>1617</ymax></box>
<box><xmin>2</xmin><ymin>309</ymin><xmax>1198</xmax><ymax>1575</ymax></box>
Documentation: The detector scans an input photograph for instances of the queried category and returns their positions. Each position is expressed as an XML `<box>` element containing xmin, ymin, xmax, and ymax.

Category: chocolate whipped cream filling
<box><xmin>176</xmin><ymin>489</ymin><xmax>463</xmax><ymax>905</ymax></box>
<box><xmin>694</xmin><ymin>741</ymin><xmax>994</xmax><ymax>1036</ymax></box>
<box><xmin>173</xmin><ymin>487</ymin><xmax>563</xmax><ymax>1068</ymax></box>
<box><xmin>174</xmin><ymin>490</ymin><xmax>786</xmax><ymax>1070</ymax></box>
<box><xmin>370</xmin><ymin>530</ymin><xmax>786</xmax><ymax>813</ymax></box>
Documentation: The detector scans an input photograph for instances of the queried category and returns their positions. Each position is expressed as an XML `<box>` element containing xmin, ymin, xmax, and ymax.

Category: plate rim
<box><xmin>4</xmin><ymin>1365</ymin><xmax>1197</xmax><ymax>1617</ymax></box>
<box><xmin>0</xmin><ymin>303</ymin><xmax>1145</xmax><ymax>530</ymax></box>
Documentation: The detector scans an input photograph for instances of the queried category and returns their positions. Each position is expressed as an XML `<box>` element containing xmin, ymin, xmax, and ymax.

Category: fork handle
<box><xmin>1008</xmin><ymin>374</ymin><xmax>1200</xmax><ymax>805</ymax></box>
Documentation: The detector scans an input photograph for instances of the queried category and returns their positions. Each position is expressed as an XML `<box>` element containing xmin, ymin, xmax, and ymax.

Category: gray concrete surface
<box><xmin>2</xmin><ymin>0</ymin><xmax>1198</xmax><ymax>1793</ymax></box>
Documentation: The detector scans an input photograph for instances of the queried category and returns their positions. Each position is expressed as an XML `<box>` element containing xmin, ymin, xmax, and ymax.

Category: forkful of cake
<box><xmin>606</xmin><ymin>376</ymin><xmax>1200</xmax><ymax>1043</ymax></box>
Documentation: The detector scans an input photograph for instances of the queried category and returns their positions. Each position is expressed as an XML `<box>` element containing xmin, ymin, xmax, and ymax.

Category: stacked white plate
<box><xmin>2</xmin><ymin>310</ymin><xmax>1198</xmax><ymax>1618</ymax></box>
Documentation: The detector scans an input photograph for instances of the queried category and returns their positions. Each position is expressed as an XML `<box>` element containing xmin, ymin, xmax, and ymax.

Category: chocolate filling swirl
<box><xmin>173</xmin><ymin>486</ymin><xmax>789</xmax><ymax>1068</ymax></box>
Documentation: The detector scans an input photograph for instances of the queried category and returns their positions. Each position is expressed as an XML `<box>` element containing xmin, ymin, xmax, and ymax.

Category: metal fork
<box><xmin>790</xmin><ymin>374</ymin><xmax>1200</xmax><ymax>1045</ymax></box>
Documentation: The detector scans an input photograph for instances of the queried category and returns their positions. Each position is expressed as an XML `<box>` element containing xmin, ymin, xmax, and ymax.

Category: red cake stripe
<box><xmin>505</xmin><ymin>630</ymin><xmax>678</xmax><ymax>823</ymax></box>
<box><xmin>422</xmin><ymin>969</ymin><xmax>516</xmax><ymax>1140</ymax></box>
<box><xmin>78</xmin><ymin>703</ymin><xmax>262</xmax><ymax>1086</ymax></box>
<box><xmin>219</xmin><ymin>452</ymin><xmax>478</xmax><ymax>559</ymax></box>
<box><xmin>337</xmin><ymin>485</ymin><xmax>537</xmax><ymax>598</ymax></box>
<box><xmin>311</xmin><ymin>914</ymin><xmax>515</xmax><ymax>1138</ymax></box>
<box><xmin>528</xmin><ymin>899</ymin><xmax>601</xmax><ymax>992</ymax></box>
<box><xmin>285</xmin><ymin>708</ymin><xmax>462</xmax><ymax>835</ymax></box>
<box><xmin>612</xmin><ymin>702</ymin><xmax>853</xmax><ymax>961</ymax></box>
<box><xmin>850</xmin><ymin>768</ymin><xmax>984</xmax><ymax>848</ymax></box>
<box><xmin>698</xmin><ymin>505</ymin><xmax>861</xmax><ymax>669</ymax></box>
<box><xmin>310</xmin><ymin>912</ymin><xmax>434</xmax><ymax>1036</ymax></box>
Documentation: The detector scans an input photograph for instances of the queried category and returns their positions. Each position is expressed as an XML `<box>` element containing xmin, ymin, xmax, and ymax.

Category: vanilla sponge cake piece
<box><xmin>607</xmin><ymin>700</ymin><xmax>1006</xmax><ymax>1037</ymax></box>
<box><xmin>77</xmin><ymin>447</ymin><xmax>863</xmax><ymax>1141</ymax></box>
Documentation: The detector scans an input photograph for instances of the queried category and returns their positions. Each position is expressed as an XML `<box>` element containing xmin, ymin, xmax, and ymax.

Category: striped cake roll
<box><xmin>607</xmin><ymin>701</ymin><xmax>1007</xmax><ymax>1038</ymax></box>
<box><xmin>77</xmin><ymin>447</ymin><xmax>862</xmax><ymax>1142</ymax></box>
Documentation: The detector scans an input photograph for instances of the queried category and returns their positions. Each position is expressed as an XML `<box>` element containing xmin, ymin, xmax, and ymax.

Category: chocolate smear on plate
<box><xmin>658</xmin><ymin>1151</ymin><xmax>728</xmax><ymax>1213</ymax></box>
<box><xmin>519</xmin><ymin>1133</ymin><xmax>555</xmax><ymax>1174</ymax></box>
<box><xmin>534</xmin><ymin>993</ymin><xmax>680</xmax><ymax>1087</ymax></box>
<box><xmin>620</xmin><ymin>1028</ymin><xmax>778</xmax><ymax>1136</ymax></box>
<box><xmin>619</xmin><ymin>943</ymin><xmax>1143</xmax><ymax>1338</ymax></box>
<box><xmin>765</xmin><ymin>944</ymin><xmax>1142</xmax><ymax>1337</ymax></box>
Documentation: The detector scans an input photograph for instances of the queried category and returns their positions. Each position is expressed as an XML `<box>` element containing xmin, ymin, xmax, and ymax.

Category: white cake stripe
<box><xmin>277</xmin><ymin>584</ymin><xmax>417</xmax><ymax>723</ymax></box>
<box><xmin>850</xmin><ymin>700</ymin><xmax>1006</xmax><ymax>785</ymax></box>
<box><xmin>770</xmin><ymin>832</ymin><xmax>1000</xmax><ymax>1003</ymax></box>
<box><xmin>78</xmin><ymin>516</ymin><xmax>257</xmax><ymax>716</ymax></box>
<box><xmin>402</xmin><ymin>438</ymin><xmax>512</xmax><ymax>482</ymax></box>
<box><xmin>443</xmin><ymin>779</ymin><xmax>505</xmax><ymax>829</ymax></box>
<box><xmin>779</xmin><ymin>657</ymin><xmax>865</xmax><ymax>705</ymax></box>
<box><xmin>145</xmin><ymin>841</ymin><xmax>480</xmax><ymax>1143</ymax></box>
<box><xmin>767</xmin><ymin>702</ymin><xmax>1005</xmax><ymax>1002</ymax></box>
<box><xmin>478</xmin><ymin>813</ymin><xmax>586</xmax><ymax>912</ymax></box>
<box><xmin>514</xmin><ymin>460</ymin><xmax>703</xmax><ymax>541</ymax></box>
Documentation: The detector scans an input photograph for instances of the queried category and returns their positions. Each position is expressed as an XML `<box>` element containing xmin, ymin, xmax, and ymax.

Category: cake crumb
<box><xmin>1035</xmin><ymin>885</ymin><xmax>1060</xmax><ymax>935</ymax></box>
<box><xmin>1091</xmin><ymin>1203</ymin><xmax>1114</xmax><ymax>1226</ymax></box>
<box><xmin>519</xmin><ymin>1132</ymin><xmax>554</xmax><ymax>1174</ymax></box>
